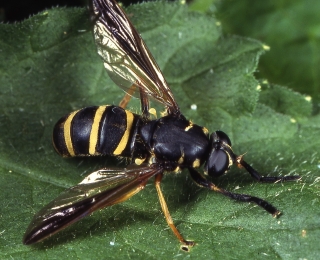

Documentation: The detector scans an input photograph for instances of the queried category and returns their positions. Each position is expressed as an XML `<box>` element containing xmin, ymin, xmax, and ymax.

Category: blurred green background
<box><xmin>3</xmin><ymin>0</ymin><xmax>320</xmax><ymax>112</ymax></box>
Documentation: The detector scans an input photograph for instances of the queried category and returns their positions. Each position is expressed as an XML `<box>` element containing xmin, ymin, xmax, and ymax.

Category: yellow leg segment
<box><xmin>119</xmin><ymin>85</ymin><xmax>136</xmax><ymax>109</ymax></box>
<box><xmin>155</xmin><ymin>173</ymin><xmax>195</xmax><ymax>251</ymax></box>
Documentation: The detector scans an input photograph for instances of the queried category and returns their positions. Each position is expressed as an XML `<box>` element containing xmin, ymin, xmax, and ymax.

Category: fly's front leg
<box><xmin>188</xmin><ymin>167</ymin><xmax>281</xmax><ymax>217</ymax></box>
<box><xmin>235</xmin><ymin>155</ymin><xmax>301</xmax><ymax>182</ymax></box>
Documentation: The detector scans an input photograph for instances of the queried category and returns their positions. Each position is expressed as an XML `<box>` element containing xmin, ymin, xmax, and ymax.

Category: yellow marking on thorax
<box><xmin>160</xmin><ymin>109</ymin><xmax>168</xmax><ymax>117</ymax></box>
<box><xmin>173</xmin><ymin>166</ymin><xmax>181</xmax><ymax>173</ymax></box>
<box><xmin>178</xmin><ymin>156</ymin><xmax>184</xmax><ymax>164</ymax></box>
<box><xmin>113</xmin><ymin>110</ymin><xmax>134</xmax><ymax>155</ymax></box>
<box><xmin>63</xmin><ymin>110</ymin><xmax>79</xmax><ymax>157</ymax></box>
<box><xmin>185</xmin><ymin>121</ymin><xmax>193</xmax><ymax>131</ymax></box>
<box><xmin>89</xmin><ymin>105</ymin><xmax>108</xmax><ymax>155</ymax></box>
<box><xmin>135</xmin><ymin>158</ymin><xmax>146</xmax><ymax>165</ymax></box>
<box><xmin>202</xmin><ymin>127</ymin><xmax>209</xmax><ymax>135</ymax></box>
<box><xmin>192</xmin><ymin>158</ymin><xmax>201</xmax><ymax>168</ymax></box>
<box><xmin>148</xmin><ymin>108</ymin><xmax>157</xmax><ymax>119</ymax></box>
<box><xmin>178</xmin><ymin>151</ymin><xmax>185</xmax><ymax>164</ymax></box>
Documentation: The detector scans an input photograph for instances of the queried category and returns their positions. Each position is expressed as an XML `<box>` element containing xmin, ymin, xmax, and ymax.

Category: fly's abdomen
<box><xmin>52</xmin><ymin>105</ymin><xmax>139</xmax><ymax>157</ymax></box>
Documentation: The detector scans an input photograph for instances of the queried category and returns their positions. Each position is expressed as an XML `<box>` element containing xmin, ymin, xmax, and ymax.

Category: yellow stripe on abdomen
<box><xmin>113</xmin><ymin>110</ymin><xmax>134</xmax><ymax>155</ymax></box>
<box><xmin>63</xmin><ymin>110</ymin><xmax>78</xmax><ymax>157</ymax></box>
<box><xmin>89</xmin><ymin>105</ymin><xmax>108</xmax><ymax>155</ymax></box>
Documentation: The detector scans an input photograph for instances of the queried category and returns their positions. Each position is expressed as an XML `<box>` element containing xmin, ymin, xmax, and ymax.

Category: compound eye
<box><xmin>204</xmin><ymin>149</ymin><xmax>230</xmax><ymax>177</ymax></box>
<box><xmin>213</xmin><ymin>131</ymin><xmax>232</xmax><ymax>146</ymax></box>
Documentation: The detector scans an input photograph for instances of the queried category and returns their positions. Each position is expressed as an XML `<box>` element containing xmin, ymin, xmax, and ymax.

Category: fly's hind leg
<box><xmin>119</xmin><ymin>85</ymin><xmax>136</xmax><ymax>109</ymax></box>
<box><xmin>119</xmin><ymin>84</ymin><xmax>150</xmax><ymax>119</ymax></box>
<box><xmin>155</xmin><ymin>173</ymin><xmax>195</xmax><ymax>251</ymax></box>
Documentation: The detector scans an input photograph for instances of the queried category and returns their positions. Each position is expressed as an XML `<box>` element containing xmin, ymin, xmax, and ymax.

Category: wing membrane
<box><xmin>23</xmin><ymin>164</ymin><xmax>162</xmax><ymax>245</ymax></box>
<box><xmin>92</xmin><ymin>0</ymin><xmax>179</xmax><ymax>113</ymax></box>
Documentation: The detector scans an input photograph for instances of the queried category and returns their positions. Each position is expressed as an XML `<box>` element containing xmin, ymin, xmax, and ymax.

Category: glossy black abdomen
<box><xmin>52</xmin><ymin>105</ymin><xmax>140</xmax><ymax>158</ymax></box>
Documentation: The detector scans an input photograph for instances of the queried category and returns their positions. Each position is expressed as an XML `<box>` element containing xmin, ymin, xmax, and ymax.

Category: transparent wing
<box><xmin>92</xmin><ymin>0</ymin><xmax>179</xmax><ymax>114</ymax></box>
<box><xmin>23</xmin><ymin>164</ymin><xmax>162</xmax><ymax>245</ymax></box>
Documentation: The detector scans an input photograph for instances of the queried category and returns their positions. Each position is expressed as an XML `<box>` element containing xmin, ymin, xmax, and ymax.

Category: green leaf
<box><xmin>217</xmin><ymin>0</ymin><xmax>320</xmax><ymax>108</ymax></box>
<box><xmin>189</xmin><ymin>0</ymin><xmax>217</xmax><ymax>13</ymax></box>
<box><xmin>259</xmin><ymin>81</ymin><xmax>312</xmax><ymax>120</ymax></box>
<box><xmin>0</xmin><ymin>2</ymin><xmax>319</xmax><ymax>259</ymax></box>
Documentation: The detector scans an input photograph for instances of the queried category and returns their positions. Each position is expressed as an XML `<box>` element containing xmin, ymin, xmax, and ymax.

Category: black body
<box><xmin>53</xmin><ymin>105</ymin><xmax>210</xmax><ymax>173</ymax></box>
<box><xmin>140</xmin><ymin>114</ymin><xmax>209</xmax><ymax>170</ymax></box>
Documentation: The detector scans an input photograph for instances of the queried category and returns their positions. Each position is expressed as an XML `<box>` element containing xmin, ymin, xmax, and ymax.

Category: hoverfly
<box><xmin>23</xmin><ymin>0</ymin><xmax>300</xmax><ymax>251</ymax></box>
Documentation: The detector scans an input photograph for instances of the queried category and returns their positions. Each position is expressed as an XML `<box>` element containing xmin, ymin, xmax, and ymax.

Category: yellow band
<box><xmin>89</xmin><ymin>106</ymin><xmax>108</xmax><ymax>155</ymax></box>
<box><xmin>113</xmin><ymin>110</ymin><xmax>134</xmax><ymax>155</ymax></box>
<box><xmin>63</xmin><ymin>110</ymin><xmax>78</xmax><ymax>156</ymax></box>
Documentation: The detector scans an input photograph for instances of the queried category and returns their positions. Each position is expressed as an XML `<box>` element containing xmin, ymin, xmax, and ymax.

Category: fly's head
<box><xmin>204</xmin><ymin>131</ymin><xmax>235</xmax><ymax>177</ymax></box>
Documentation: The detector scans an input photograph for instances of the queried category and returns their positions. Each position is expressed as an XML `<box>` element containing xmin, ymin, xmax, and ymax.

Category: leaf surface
<box><xmin>0</xmin><ymin>2</ymin><xmax>318</xmax><ymax>259</ymax></box>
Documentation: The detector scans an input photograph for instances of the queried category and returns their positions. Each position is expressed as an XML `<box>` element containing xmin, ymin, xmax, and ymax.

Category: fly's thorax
<box><xmin>139</xmin><ymin>114</ymin><xmax>210</xmax><ymax>168</ymax></box>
